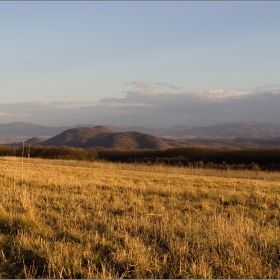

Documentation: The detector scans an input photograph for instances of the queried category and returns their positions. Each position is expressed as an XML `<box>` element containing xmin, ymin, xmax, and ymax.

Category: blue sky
<box><xmin>1</xmin><ymin>1</ymin><xmax>280</xmax><ymax>127</ymax></box>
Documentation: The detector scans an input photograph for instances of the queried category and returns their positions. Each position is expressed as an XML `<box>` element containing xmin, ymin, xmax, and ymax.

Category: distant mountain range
<box><xmin>1</xmin><ymin>121</ymin><xmax>280</xmax><ymax>149</ymax></box>
<box><xmin>164</xmin><ymin>137</ymin><xmax>280</xmax><ymax>149</ymax></box>
<box><xmin>108</xmin><ymin>122</ymin><xmax>280</xmax><ymax>139</ymax></box>
<box><xmin>0</xmin><ymin>122</ymin><xmax>70</xmax><ymax>136</ymax></box>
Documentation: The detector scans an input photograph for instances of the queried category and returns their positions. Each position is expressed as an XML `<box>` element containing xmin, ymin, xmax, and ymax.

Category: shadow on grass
<box><xmin>0</xmin><ymin>234</ymin><xmax>48</xmax><ymax>278</ymax></box>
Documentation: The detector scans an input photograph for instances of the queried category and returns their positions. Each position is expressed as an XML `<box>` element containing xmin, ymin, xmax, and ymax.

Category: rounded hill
<box><xmin>40</xmin><ymin>126</ymin><xmax>113</xmax><ymax>147</ymax></box>
<box><xmin>85</xmin><ymin>131</ymin><xmax>171</xmax><ymax>150</ymax></box>
<box><xmin>39</xmin><ymin>126</ymin><xmax>170</xmax><ymax>150</ymax></box>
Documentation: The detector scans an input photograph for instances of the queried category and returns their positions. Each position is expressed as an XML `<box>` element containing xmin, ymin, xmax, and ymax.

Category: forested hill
<box><xmin>37</xmin><ymin>126</ymin><xmax>171</xmax><ymax>150</ymax></box>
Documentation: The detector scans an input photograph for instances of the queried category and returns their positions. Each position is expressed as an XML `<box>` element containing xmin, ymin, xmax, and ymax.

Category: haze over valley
<box><xmin>2</xmin><ymin>121</ymin><xmax>280</xmax><ymax>149</ymax></box>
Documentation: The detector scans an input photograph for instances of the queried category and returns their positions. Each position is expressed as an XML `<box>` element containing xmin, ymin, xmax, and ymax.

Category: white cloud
<box><xmin>0</xmin><ymin>111</ymin><xmax>30</xmax><ymax>117</ymax></box>
<box><xmin>254</xmin><ymin>84</ymin><xmax>280</xmax><ymax>95</ymax></box>
<box><xmin>0</xmin><ymin>112</ymin><xmax>12</xmax><ymax>117</ymax></box>
<box><xmin>97</xmin><ymin>102</ymin><xmax>147</xmax><ymax>107</ymax></box>
<box><xmin>96</xmin><ymin>78</ymin><xmax>280</xmax><ymax>126</ymax></box>
<box><xmin>127</xmin><ymin>78</ymin><xmax>151</xmax><ymax>89</ymax></box>
<box><xmin>125</xmin><ymin>78</ymin><xmax>182</xmax><ymax>96</ymax></box>
<box><xmin>195</xmin><ymin>89</ymin><xmax>248</xmax><ymax>100</ymax></box>
<box><xmin>31</xmin><ymin>100</ymin><xmax>96</xmax><ymax>108</ymax></box>
<box><xmin>32</xmin><ymin>100</ymin><xmax>52</xmax><ymax>106</ymax></box>
<box><xmin>156</xmin><ymin>82</ymin><xmax>182</xmax><ymax>90</ymax></box>
<box><xmin>0</xmin><ymin>79</ymin><xmax>279</xmax><ymax>127</ymax></box>
<box><xmin>124</xmin><ymin>79</ymin><xmax>247</xmax><ymax>100</ymax></box>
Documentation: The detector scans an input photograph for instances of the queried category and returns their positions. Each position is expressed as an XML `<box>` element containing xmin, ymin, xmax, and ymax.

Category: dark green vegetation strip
<box><xmin>1</xmin><ymin>145</ymin><xmax>280</xmax><ymax>170</ymax></box>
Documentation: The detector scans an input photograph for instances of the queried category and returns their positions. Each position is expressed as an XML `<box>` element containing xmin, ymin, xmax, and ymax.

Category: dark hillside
<box><xmin>40</xmin><ymin>126</ymin><xmax>113</xmax><ymax>147</ymax></box>
<box><xmin>38</xmin><ymin>126</ymin><xmax>170</xmax><ymax>150</ymax></box>
<box><xmin>24</xmin><ymin>137</ymin><xmax>45</xmax><ymax>145</ymax></box>
<box><xmin>84</xmin><ymin>131</ymin><xmax>170</xmax><ymax>150</ymax></box>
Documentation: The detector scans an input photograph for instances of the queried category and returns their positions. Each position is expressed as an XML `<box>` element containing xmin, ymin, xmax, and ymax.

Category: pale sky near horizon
<box><xmin>1</xmin><ymin>1</ymin><xmax>280</xmax><ymax>127</ymax></box>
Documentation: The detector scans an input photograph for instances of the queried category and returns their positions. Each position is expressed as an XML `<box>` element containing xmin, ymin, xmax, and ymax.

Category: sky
<box><xmin>1</xmin><ymin>1</ymin><xmax>280</xmax><ymax>127</ymax></box>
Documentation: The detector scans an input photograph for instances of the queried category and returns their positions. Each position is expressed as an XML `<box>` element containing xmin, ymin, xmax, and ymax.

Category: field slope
<box><xmin>0</xmin><ymin>157</ymin><xmax>280</xmax><ymax>278</ymax></box>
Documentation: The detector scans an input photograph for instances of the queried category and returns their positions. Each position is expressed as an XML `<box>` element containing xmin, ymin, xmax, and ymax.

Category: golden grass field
<box><xmin>0</xmin><ymin>156</ymin><xmax>280</xmax><ymax>278</ymax></box>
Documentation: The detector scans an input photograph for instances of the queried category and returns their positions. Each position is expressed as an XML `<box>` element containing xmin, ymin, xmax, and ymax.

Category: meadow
<box><xmin>0</xmin><ymin>157</ymin><xmax>280</xmax><ymax>278</ymax></box>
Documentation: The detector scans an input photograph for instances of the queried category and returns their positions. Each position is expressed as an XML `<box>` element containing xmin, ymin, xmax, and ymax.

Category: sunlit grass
<box><xmin>0</xmin><ymin>157</ymin><xmax>280</xmax><ymax>278</ymax></box>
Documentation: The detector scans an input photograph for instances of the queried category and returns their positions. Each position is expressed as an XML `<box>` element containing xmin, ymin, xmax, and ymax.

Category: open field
<box><xmin>0</xmin><ymin>157</ymin><xmax>280</xmax><ymax>278</ymax></box>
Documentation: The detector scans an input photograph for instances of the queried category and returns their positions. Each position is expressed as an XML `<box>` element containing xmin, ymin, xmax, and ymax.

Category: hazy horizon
<box><xmin>1</xmin><ymin>2</ymin><xmax>280</xmax><ymax>127</ymax></box>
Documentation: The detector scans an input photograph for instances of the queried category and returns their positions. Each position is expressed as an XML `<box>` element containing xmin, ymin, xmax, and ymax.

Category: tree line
<box><xmin>1</xmin><ymin>144</ymin><xmax>280</xmax><ymax>171</ymax></box>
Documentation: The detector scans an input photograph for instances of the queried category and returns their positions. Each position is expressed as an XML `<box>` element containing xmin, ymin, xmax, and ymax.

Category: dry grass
<box><xmin>0</xmin><ymin>157</ymin><xmax>280</xmax><ymax>278</ymax></box>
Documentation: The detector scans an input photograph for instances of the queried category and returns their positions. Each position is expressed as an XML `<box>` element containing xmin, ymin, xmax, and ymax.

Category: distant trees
<box><xmin>0</xmin><ymin>144</ymin><xmax>98</xmax><ymax>161</ymax></box>
<box><xmin>0</xmin><ymin>144</ymin><xmax>280</xmax><ymax>171</ymax></box>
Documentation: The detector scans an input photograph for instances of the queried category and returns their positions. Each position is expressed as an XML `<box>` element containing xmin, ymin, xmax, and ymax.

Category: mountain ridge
<box><xmin>1</xmin><ymin>121</ymin><xmax>280</xmax><ymax>145</ymax></box>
